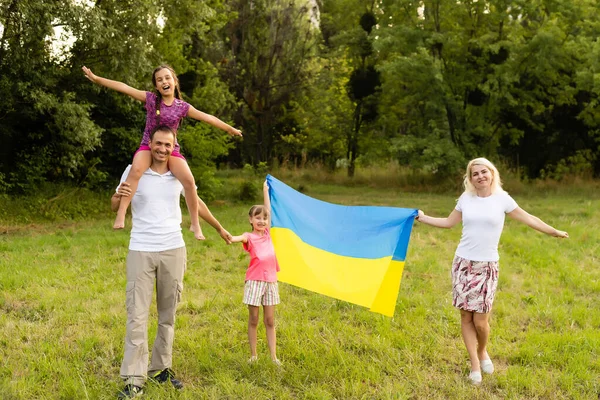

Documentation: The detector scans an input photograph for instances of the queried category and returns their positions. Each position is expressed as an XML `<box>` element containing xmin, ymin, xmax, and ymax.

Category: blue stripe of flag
<box><xmin>267</xmin><ymin>175</ymin><xmax>417</xmax><ymax>261</ymax></box>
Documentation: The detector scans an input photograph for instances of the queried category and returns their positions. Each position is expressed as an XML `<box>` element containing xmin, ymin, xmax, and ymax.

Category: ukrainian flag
<box><xmin>267</xmin><ymin>175</ymin><xmax>417</xmax><ymax>317</ymax></box>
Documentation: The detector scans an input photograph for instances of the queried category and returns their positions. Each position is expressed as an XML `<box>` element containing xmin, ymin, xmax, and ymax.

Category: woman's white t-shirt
<box><xmin>454</xmin><ymin>191</ymin><xmax>518</xmax><ymax>262</ymax></box>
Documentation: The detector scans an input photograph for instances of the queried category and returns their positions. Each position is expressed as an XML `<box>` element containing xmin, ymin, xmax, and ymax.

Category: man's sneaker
<box><xmin>117</xmin><ymin>384</ymin><xmax>143</xmax><ymax>399</ymax></box>
<box><xmin>150</xmin><ymin>368</ymin><xmax>184</xmax><ymax>390</ymax></box>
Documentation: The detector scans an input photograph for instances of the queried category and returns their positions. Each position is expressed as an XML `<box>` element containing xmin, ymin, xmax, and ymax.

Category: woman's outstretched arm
<box><xmin>416</xmin><ymin>209</ymin><xmax>462</xmax><ymax>229</ymax></box>
<box><xmin>507</xmin><ymin>207</ymin><xmax>569</xmax><ymax>238</ymax></box>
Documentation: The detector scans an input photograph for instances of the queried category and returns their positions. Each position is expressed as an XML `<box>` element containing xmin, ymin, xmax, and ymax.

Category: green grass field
<box><xmin>0</xmin><ymin>181</ymin><xmax>598</xmax><ymax>399</ymax></box>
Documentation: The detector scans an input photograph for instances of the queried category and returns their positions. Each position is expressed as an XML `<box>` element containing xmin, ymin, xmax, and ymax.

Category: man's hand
<box><xmin>111</xmin><ymin>182</ymin><xmax>132</xmax><ymax>212</ymax></box>
<box><xmin>117</xmin><ymin>182</ymin><xmax>132</xmax><ymax>198</ymax></box>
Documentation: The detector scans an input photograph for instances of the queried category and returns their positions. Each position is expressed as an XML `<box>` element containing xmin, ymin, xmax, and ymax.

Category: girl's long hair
<box><xmin>462</xmin><ymin>157</ymin><xmax>505</xmax><ymax>195</ymax></box>
<box><xmin>151</xmin><ymin>65</ymin><xmax>183</xmax><ymax>128</ymax></box>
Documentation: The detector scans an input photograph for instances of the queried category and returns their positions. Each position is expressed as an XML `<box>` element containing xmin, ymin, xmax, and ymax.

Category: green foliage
<box><xmin>539</xmin><ymin>149</ymin><xmax>597</xmax><ymax>180</ymax></box>
<box><xmin>348</xmin><ymin>65</ymin><xmax>380</xmax><ymax>101</ymax></box>
<box><xmin>359</xmin><ymin>11</ymin><xmax>377</xmax><ymax>34</ymax></box>
<box><xmin>390</xmin><ymin>134</ymin><xmax>466</xmax><ymax>177</ymax></box>
<box><xmin>0</xmin><ymin>184</ymin><xmax>110</xmax><ymax>224</ymax></box>
<box><xmin>0</xmin><ymin>172</ymin><xmax>8</xmax><ymax>195</ymax></box>
<box><xmin>31</xmin><ymin>90</ymin><xmax>103</xmax><ymax>173</ymax></box>
<box><xmin>0</xmin><ymin>0</ymin><xmax>161</xmax><ymax>192</ymax></box>
<box><xmin>178</xmin><ymin>123</ymin><xmax>232</xmax><ymax>201</ymax></box>
<box><xmin>236</xmin><ymin>162</ymin><xmax>267</xmax><ymax>201</ymax></box>
<box><xmin>315</xmin><ymin>1</ymin><xmax>384</xmax><ymax>177</ymax></box>
<box><xmin>0</xmin><ymin>1</ymin><xmax>95</xmax><ymax>191</ymax></box>
<box><xmin>95</xmin><ymin>127</ymin><xmax>143</xmax><ymax>186</ymax></box>
<box><xmin>237</xmin><ymin>180</ymin><xmax>259</xmax><ymax>202</ymax></box>
<box><xmin>254</xmin><ymin>161</ymin><xmax>269</xmax><ymax>177</ymax></box>
<box><xmin>372</xmin><ymin>0</ymin><xmax>600</xmax><ymax>177</ymax></box>
<box><xmin>2</xmin><ymin>0</ymin><xmax>600</xmax><ymax>192</ymax></box>
<box><xmin>295</xmin><ymin>50</ymin><xmax>353</xmax><ymax>169</ymax></box>
<box><xmin>220</xmin><ymin>0</ymin><xmax>320</xmax><ymax>164</ymax></box>
<box><xmin>155</xmin><ymin>0</ymin><xmax>236</xmax><ymax>116</ymax></box>
<box><xmin>242</xmin><ymin>163</ymin><xmax>255</xmax><ymax>175</ymax></box>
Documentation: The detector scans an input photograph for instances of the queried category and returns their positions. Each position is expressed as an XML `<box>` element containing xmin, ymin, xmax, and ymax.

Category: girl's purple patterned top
<box><xmin>141</xmin><ymin>91</ymin><xmax>191</xmax><ymax>153</ymax></box>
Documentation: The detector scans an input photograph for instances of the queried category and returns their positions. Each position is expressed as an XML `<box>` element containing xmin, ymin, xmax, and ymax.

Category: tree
<box><xmin>220</xmin><ymin>0</ymin><xmax>321</xmax><ymax>165</ymax></box>
<box><xmin>374</xmin><ymin>0</ymin><xmax>600</xmax><ymax>177</ymax></box>
<box><xmin>0</xmin><ymin>0</ymin><xmax>103</xmax><ymax>192</ymax></box>
<box><xmin>319</xmin><ymin>0</ymin><xmax>382</xmax><ymax>177</ymax></box>
<box><xmin>493</xmin><ymin>0</ymin><xmax>600</xmax><ymax>177</ymax></box>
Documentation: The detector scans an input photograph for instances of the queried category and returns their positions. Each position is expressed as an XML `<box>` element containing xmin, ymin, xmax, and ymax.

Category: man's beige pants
<box><xmin>120</xmin><ymin>247</ymin><xmax>186</xmax><ymax>387</ymax></box>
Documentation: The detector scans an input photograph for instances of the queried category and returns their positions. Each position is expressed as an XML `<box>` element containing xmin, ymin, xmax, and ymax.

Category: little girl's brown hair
<box><xmin>248</xmin><ymin>205</ymin><xmax>269</xmax><ymax>227</ymax></box>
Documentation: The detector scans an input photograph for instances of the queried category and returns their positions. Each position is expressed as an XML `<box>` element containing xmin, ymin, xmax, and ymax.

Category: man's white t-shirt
<box><xmin>454</xmin><ymin>191</ymin><xmax>518</xmax><ymax>262</ymax></box>
<box><xmin>117</xmin><ymin>165</ymin><xmax>185</xmax><ymax>252</ymax></box>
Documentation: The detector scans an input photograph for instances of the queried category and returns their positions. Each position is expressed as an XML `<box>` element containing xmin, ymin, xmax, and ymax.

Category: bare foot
<box><xmin>113</xmin><ymin>217</ymin><xmax>125</xmax><ymax>230</ymax></box>
<box><xmin>190</xmin><ymin>224</ymin><xmax>205</xmax><ymax>240</ymax></box>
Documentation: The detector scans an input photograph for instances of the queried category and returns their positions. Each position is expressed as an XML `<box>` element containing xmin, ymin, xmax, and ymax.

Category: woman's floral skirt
<box><xmin>451</xmin><ymin>255</ymin><xmax>499</xmax><ymax>313</ymax></box>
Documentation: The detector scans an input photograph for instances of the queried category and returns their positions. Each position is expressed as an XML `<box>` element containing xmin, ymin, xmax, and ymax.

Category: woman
<box><xmin>416</xmin><ymin>157</ymin><xmax>568</xmax><ymax>385</ymax></box>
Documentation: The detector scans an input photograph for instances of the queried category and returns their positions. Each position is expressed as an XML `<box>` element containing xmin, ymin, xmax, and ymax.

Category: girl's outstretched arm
<box><xmin>416</xmin><ymin>209</ymin><xmax>462</xmax><ymax>229</ymax></box>
<box><xmin>230</xmin><ymin>234</ymin><xmax>248</xmax><ymax>244</ymax></box>
<box><xmin>186</xmin><ymin>106</ymin><xmax>243</xmax><ymax>136</ymax></box>
<box><xmin>263</xmin><ymin>181</ymin><xmax>271</xmax><ymax>227</ymax></box>
<box><xmin>82</xmin><ymin>66</ymin><xmax>146</xmax><ymax>102</ymax></box>
<box><xmin>507</xmin><ymin>207</ymin><xmax>569</xmax><ymax>238</ymax></box>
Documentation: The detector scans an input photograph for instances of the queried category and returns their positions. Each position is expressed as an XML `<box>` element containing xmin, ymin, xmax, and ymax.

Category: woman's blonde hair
<box><xmin>463</xmin><ymin>157</ymin><xmax>505</xmax><ymax>195</ymax></box>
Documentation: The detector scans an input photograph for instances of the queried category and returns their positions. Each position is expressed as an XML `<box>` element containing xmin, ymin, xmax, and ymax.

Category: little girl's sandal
<box><xmin>468</xmin><ymin>371</ymin><xmax>482</xmax><ymax>385</ymax></box>
<box><xmin>481</xmin><ymin>359</ymin><xmax>494</xmax><ymax>374</ymax></box>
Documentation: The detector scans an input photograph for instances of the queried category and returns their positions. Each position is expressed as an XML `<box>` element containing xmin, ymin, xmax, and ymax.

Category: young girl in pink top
<box><xmin>82</xmin><ymin>65</ymin><xmax>242</xmax><ymax>238</ymax></box>
<box><xmin>231</xmin><ymin>181</ymin><xmax>281</xmax><ymax>365</ymax></box>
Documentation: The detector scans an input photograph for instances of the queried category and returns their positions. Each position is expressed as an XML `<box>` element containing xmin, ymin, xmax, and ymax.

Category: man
<box><xmin>111</xmin><ymin>125</ymin><xmax>231</xmax><ymax>398</ymax></box>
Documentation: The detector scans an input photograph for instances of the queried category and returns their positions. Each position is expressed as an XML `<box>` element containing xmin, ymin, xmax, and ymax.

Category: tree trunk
<box><xmin>445</xmin><ymin>103</ymin><xmax>459</xmax><ymax>147</ymax></box>
<box><xmin>348</xmin><ymin>101</ymin><xmax>362</xmax><ymax>178</ymax></box>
